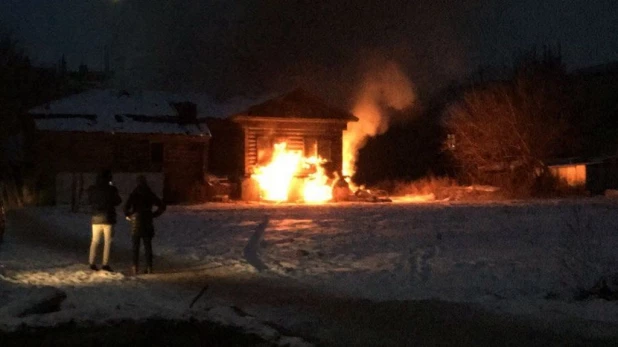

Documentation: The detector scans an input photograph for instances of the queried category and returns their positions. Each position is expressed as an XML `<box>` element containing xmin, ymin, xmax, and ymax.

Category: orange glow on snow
<box><xmin>389</xmin><ymin>193</ymin><xmax>436</xmax><ymax>203</ymax></box>
<box><xmin>252</xmin><ymin>142</ymin><xmax>333</xmax><ymax>203</ymax></box>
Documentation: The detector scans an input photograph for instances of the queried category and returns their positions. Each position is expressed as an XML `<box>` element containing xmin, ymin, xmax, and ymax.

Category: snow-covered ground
<box><xmin>2</xmin><ymin>198</ymin><xmax>618</xmax><ymax>341</ymax></box>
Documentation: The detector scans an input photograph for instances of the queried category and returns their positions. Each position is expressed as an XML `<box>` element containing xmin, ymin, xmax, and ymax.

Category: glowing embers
<box><xmin>252</xmin><ymin>142</ymin><xmax>333</xmax><ymax>203</ymax></box>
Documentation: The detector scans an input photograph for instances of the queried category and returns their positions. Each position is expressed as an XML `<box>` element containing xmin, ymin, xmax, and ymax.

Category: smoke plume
<box><xmin>343</xmin><ymin>61</ymin><xmax>415</xmax><ymax>177</ymax></box>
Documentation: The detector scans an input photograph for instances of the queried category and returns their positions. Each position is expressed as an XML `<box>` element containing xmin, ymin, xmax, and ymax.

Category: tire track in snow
<box><xmin>242</xmin><ymin>216</ymin><xmax>269</xmax><ymax>271</ymax></box>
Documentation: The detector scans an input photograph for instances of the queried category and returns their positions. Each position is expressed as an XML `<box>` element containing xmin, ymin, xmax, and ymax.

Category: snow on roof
<box><xmin>28</xmin><ymin>89</ymin><xmax>270</xmax><ymax>136</ymax></box>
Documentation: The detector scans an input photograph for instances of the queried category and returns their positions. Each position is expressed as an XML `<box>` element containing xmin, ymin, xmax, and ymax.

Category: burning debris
<box><xmin>249</xmin><ymin>142</ymin><xmax>391</xmax><ymax>203</ymax></box>
<box><xmin>351</xmin><ymin>187</ymin><xmax>392</xmax><ymax>203</ymax></box>
<box><xmin>332</xmin><ymin>173</ymin><xmax>392</xmax><ymax>203</ymax></box>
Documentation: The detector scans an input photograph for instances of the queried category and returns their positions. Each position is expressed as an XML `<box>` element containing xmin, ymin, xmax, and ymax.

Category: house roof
<box><xmin>28</xmin><ymin>89</ymin><xmax>269</xmax><ymax>136</ymax></box>
<box><xmin>547</xmin><ymin>156</ymin><xmax>617</xmax><ymax>167</ymax></box>
<box><xmin>230</xmin><ymin>88</ymin><xmax>358</xmax><ymax>122</ymax></box>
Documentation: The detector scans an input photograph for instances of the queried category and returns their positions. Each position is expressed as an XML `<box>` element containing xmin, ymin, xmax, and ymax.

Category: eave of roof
<box><xmin>29</xmin><ymin>113</ymin><xmax>212</xmax><ymax>137</ymax></box>
<box><xmin>230</xmin><ymin>88</ymin><xmax>358</xmax><ymax>122</ymax></box>
<box><xmin>230</xmin><ymin>115</ymin><xmax>355</xmax><ymax>124</ymax></box>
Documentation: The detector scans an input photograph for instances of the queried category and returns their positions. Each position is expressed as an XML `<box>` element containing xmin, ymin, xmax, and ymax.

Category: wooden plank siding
<box><xmin>237</xmin><ymin>119</ymin><xmax>348</xmax><ymax>176</ymax></box>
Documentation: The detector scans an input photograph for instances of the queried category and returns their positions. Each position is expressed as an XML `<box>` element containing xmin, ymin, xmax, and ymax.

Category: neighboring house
<box><xmin>28</xmin><ymin>89</ymin><xmax>213</xmax><ymax>204</ymax></box>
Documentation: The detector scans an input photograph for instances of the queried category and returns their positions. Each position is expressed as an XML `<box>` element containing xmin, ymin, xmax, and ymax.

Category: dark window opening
<box><xmin>304</xmin><ymin>138</ymin><xmax>318</xmax><ymax>158</ymax></box>
<box><xmin>189</xmin><ymin>143</ymin><xmax>202</xmax><ymax>152</ymax></box>
<box><xmin>304</xmin><ymin>138</ymin><xmax>332</xmax><ymax>161</ymax></box>
<box><xmin>151</xmin><ymin>142</ymin><xmax>164</xmax><ymax>163</ymax></box>
<box><xmin>318</xmin><ymin>139</ymin><xmax>332</xmax><ymax>161</ymax></box>
<box><xmin>256</xmin><ymin>137</ymin><xmax>273</xmax><ymax>165</ymax></box>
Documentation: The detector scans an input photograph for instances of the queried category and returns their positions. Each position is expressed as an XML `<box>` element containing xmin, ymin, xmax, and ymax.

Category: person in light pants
<box><xmin>89</xmin><ymin>224</ymin><xmax>114</xmax><ymax>268</ymax></box>
<box><xmin>87</xmin><ymin>169</ymin><xmax>121</xmax><ymax>271</ymax></box>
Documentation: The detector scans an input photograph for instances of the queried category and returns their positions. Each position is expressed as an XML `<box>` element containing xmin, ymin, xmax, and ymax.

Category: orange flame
<box><xmin>252</xmin><ymin>142</ymin><xmax>333</xmax><ymax>203</ymax></box>
<box><xmin>302</xmin><ymin>160</ymin><xmax>332</xmax><ymax>203</ymax></box>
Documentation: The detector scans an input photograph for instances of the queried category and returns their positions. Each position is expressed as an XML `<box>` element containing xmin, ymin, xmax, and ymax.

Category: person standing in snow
<box><xmin>87</xmin><ymin>169</ymin><xmax>122</xmax><ymax>272</ymax></box>
<box><xmin>124</xmin><ymin>175</ymin><xmax>165</xmax><ymax>275</ymax></box>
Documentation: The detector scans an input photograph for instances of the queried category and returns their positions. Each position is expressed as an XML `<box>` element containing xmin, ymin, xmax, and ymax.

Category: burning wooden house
<box><xmin>215</xmin><ymin>88</ymin><xmax>358</xmax><ymax>202</ymax></box>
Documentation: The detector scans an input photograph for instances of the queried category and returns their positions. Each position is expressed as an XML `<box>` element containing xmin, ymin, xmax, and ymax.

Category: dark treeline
<box><xmin>0</xmin><ymin>31</ymin><xmax>105</xmax><ymax>206</ymax></box>
<box><xmin>0</xmin><ymin>31</ymin><xmax>108</xmax><ymax>135</ymax></box>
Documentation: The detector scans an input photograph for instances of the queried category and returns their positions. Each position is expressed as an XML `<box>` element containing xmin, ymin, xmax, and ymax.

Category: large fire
<box><xmin>252</xmin><ymin>142</ymin><xmax>333</xmax><ymax>203</ymax></box>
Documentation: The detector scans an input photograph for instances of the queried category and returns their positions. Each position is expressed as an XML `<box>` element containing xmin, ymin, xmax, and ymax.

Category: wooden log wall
<box><xmin>239</xmin><ymin>120</ymin><xmax>347</xmax><ymax>175</ymax></box>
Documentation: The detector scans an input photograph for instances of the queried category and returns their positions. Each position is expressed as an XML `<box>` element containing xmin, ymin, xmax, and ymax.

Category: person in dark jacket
<box><xmin>87</xmin><ymin>169</ymin><xmax>122</xmax><ymax>272</ymax></box>
<box><xmin>124</xmin><ymin>175</ymin><xmax>165</xmax><ymax>275</ymax></box>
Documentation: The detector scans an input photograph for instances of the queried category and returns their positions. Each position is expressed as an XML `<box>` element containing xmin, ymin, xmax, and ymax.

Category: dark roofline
<box><xmin>231</xmin><ymin>115</ymin><xmax>355</xmax><ymax>124</ymax></box>
<box><xmin>123</xmin><ymin>114</ymin><xmax>208</xmax><ymax>124</ymax></box>
<box><xmin>570</xmin><ymin>61</ymin><xmax>618</xmax><ymax>77</ymax></box>
<box><xmin>30</xmin><ymin>113</ymin><xmax>209</xmax><ymax>124</ymax></box>
<box><xmin>547</xmin><ymin>155</ymin><xmax>618</xmax><ymax>167</ymax></box>
<box><xmin>230</xmin><ymin>88</ymin><xmax>358</xmax><ymax>122</ymax></box>
<box><xmin>30</xmin><ymin>113</ymin><xmax>211</xmax><ymax>137</ymax></box>
<box><xmin>30</xmin><ymin>113</ymin><xmax>97</xmax><ymax>121</ymax></box>
<box><xmin>34</xmin><ymin>129</ymin><xmax>211</xmax><ymax>138</ymax></box>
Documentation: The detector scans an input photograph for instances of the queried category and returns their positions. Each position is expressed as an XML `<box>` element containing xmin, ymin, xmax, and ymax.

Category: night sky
<box><xmin>2</xmin><ymin>0</ymin><xmax>617</xmax><ymax>104</ymax></box>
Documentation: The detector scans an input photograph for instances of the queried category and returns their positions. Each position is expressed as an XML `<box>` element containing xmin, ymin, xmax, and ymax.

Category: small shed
<box><xmin>548</xmin><ymin>162</ymin><xmax>587</xmax><ymax>187</ymax></box>
<box><xmin>28</xmin><ymin>89</ymin><xmax>212</xmax><ymax>204</ymax></box>
<box><xmin>548</xmin><ymin>157</ymin><xmax>618</xmax><ymax>194</ymax></box>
